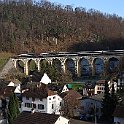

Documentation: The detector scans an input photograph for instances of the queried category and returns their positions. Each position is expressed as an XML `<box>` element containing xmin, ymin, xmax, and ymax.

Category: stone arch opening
<box><xmin>28</xmin><ymin>59</ymin><xmax>37</xmax><ymax>74</ymax></box>
<box><xmin>65</xmin><ymin>59</ymin><xmax>75</xmax><ymax>77</ymax></box>
<box><xmin>16</xmin><ymin>60</ymin><xmax>24</xmax><ymax>73</ymax></box>
<box><xmin>52</xmin><ymin>59</ymin><xmax>61</xmax><ymax>72</ymax></box>
<box><xmin>79</xmin><ymin>58</ymin><xmax>90</xmax><ymax>76</ymax></box>
<box><xmin>40</xmin><ymin>59</ymin><xmax>49</xmax><ymax>67</ymax></box>
<box><xmin>93</xmin><ymin>58</ymin><xmax>104</xmax><ymax>75</ymax></box>
<box><xmin>108</xmin><ymin>57</ymin><xmax>119</xmax><ymax>73</ymax></box>
<box><xmin>40</xmin><ymin>59</ymin><xmax>49</xmax><ymax>73</ymax></box>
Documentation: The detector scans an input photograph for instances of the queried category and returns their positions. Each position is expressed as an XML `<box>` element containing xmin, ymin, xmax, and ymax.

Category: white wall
<box><xmin>55</xmin><ymin>116</ymin><xmax>69</xmax><ymax>124</ymax></box>
<box><xmin>61</xmin><ymin>85</ymin><xmax>69</xmax><ymax>93</ymax></box>
<box><xmin>114</xmin><ymin>117</ymin><xmax>124</xmax><ymax>124</ymax></box>
<box><xmin>47</xmin><ymin>95</ymin><xmax>62</xmax><ymax>114</ymax></box>
<box><xmin>21</xmin><ymin>97</ymin><xmax>47</xmax><ymax>113</ymax></box>
<box><xmin>94</xmin><ymin>85</ymin><xmax>104</xmax><ymax>94</ymax></box>
<box><xmin>21</xmin><ymin>95</ymin><xmax>62</xmax><ymax>115</ymax></box>
<box><xmin>95</xmin><ymin>81</ymin><xmax>117</xmax><ymax>95</ymax></box>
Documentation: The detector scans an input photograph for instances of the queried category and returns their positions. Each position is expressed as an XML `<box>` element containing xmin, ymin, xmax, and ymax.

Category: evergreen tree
<box><xmin>102</xmin><ymin>80</ymin><xmax>112</xmax><ymax>122</ymax></box>
<box><xmin>102</xmin><ymin>81</ymin><xmax>118</xmax><ymax>123</ymax></box>
<box><xmin>7</xmin><ymin>93</ymin><xmax>20</xmax><ymax>124</ymax></box>
<box><xmin>111</xmin><ymin>83</ymin><xmax>118</xmax><ymax>116</ymax></box>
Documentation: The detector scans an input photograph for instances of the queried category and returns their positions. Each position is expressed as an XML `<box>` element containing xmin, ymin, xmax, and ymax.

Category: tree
<box><xmin>7</xmin><ymin>93</ymin><xmax>20</xmax><ymax>124</ymax></box>
<box><xmin>102</xmin><ymin>80</ymin><xmax>118</xmax><ymax>123</ymax></box>
<box><xmin>111</xmin><ymin>83</ymin><xmax>118</xmax><ymax>115</ymax></box>
<box><xmin>102</xmin><ymin>80</ymin><xmax>112</xmax><ymax>122</ymax></box>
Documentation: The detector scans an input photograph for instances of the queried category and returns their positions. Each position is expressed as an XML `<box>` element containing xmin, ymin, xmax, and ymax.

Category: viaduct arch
<box><xmin>12</xmin><ymin>51</ymin><xmax>124</xmax><ymax>76</ymax></box>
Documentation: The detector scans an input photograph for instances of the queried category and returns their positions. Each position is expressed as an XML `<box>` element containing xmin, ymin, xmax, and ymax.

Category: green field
<box><xmin>0</xmin><ymin>52</ymin><xmax>13</xmax><ymax>71</ymax></box>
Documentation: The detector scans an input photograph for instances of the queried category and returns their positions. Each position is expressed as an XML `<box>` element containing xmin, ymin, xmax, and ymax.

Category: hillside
<box><xmin>0</xmin><ymin>52</ymin><xmax>13</xmax><ymax>70</ymax></box>
<box><xmin>0</xmin><ymin>1</ymin><xmax>124</xmax><ymax>53</ymax></box>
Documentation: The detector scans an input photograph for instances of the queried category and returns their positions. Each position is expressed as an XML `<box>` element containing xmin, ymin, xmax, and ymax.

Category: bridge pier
<box><xmin>12</xmin><ymin>59</ymin><xmax>17</xmax><ymax>68</ymax></box>
<box><xmin>46</xmin><ymin>58</ymin><xmax>53</xmax><ymax>65</ymax></box>
<box><xmin>60</xmin><ymin>59</ymin><xmax>66</xmax><ymax>73</ymax></box>
<box><xmin>24</xmin><ymin>59</ymin><xmax>29</xmax><ymax>75</ymax></box>
<box><xmin>34</xmin><ymin>59</ymin><xmax>41</xmax><ymax>72</ymax></box>
<box><xmin>73</xmin><ymin>58</ymin><xmax>80</xmax><ymax>77</ymax></box>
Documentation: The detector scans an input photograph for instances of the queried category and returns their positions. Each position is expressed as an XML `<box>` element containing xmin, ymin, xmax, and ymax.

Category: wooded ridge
<box><xmin>0</xmin><ymin>1</ymin><xmax>124</xmax><ymax>53</ymax></box>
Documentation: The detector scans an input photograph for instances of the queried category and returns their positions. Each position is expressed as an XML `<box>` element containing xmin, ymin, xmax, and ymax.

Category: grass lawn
<box><xmin>0</xmin><ymin>52</ymin><xmax>13</xmax><ymax>71</ymax></box>
<box><xmin>68</xmin><ymin>83</ymin><xmax>85</xmax><ymax>91</ymax></box>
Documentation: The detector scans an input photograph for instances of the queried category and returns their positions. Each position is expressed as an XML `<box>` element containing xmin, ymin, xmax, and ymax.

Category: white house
<box><xmin>14</xmin><ymin>84</ymin><xmax>21</xmax><ymax>94</ymax></box>
<box><xmin>61</xmin><ymin>84</ymin><xmax>69</xmax><ymax>93</ymax></box>
<box><xmin>21</xmin><ymin>87</ymin><xmax>62</xmax><ymax>115</ymax></box>
<box><xmin>94</xmin><ymin>80</ymin><xmax>117</xmax><ymax>95</ymax></box>
<box><xmin>94</xmin><ymin>80</ymin><xmax>105</xmax><ymax>94</ymax></box>
<box><xmin>118</xmin><ymin>72</ymin><xmax>124</xmax><ymax>89</ymax></box>
<box><xmin>7</xmin><ymin>81</ymin><xmax>15</xmax><ymax>87</ymax></box>
<box><xmin>7</xmin><ymin>79</ymin><xmax>21</xmax><ymax>87</ymax></box>
<box><xmin>7</xmin><ymin>79</ymin><xmax>21</xmax><ymax>94</ymax></box>
<box><xmin>113</xmin><ymin>106</ymin><xmax>124</xmax><ymax>124</ymax></box>
<box><xmin>108</xmin><ymin>80</ymin><xmax>117</xmax><ymax>93</ymax></box>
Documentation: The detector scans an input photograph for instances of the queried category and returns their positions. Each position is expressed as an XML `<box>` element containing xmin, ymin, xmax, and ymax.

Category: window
<box><xmin>52</xmin><ymin>104</ymin><xmax>54</xmax><ymax>109</ymax></box>
<box><xmin>38</xmin><ymin>104</ymin><xmax>44</xmax><ymax>110</ymax></box>
<box><xmin>25</xmin><ymin>103</ymin><xmax>32</xmax><ymax>108</ymax></box>
<box><xmin>60</xmin><ymin>102</ymin><xmax>62</xmax><ymax>106</ymax></box>
<box><xmin>33</xmin><ymin>103</ymin><xmax>36</xmax><ymax>108</ymax></box>
<box><xmin>53</xmin><ymin>96</ymin><xmax>55</xmax><ymax>99</ymax></box>
<box><xmin>49</xmin><ymin>98</ymin><xmax>51</xmax><ymax>100</ymax></box>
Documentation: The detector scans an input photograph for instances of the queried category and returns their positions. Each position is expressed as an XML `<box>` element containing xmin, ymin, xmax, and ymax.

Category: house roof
<box><xmin>40</xmin><ymin>73</ymin><xmax>51</xmax><ymax>84</ymax></box>
<box><xmin>13</xmin><ymin>111</ymin><xmax>59</xmax><ymax>124</ymax></box>
<box><xmin>89</xmin><ymin>94</ymin><xmax>104</xmax><ymax>102</ymax></box>
<box><xmin>48</xmin><ymin>90</ymin><xmax>56</xmax><ymax>96</ymax></box>
<box><xmin>22</xmin><ymin>86</ymin><xmax>56</xmax><ymax>99</ymax></box>
<box><xmin>14</xmin><ymin>85</ymin><xmax>21</xmax><ymax>94</ymax></box>
<box><xmin>96</xmin><ymin>80</ymin><xmax>105</xmax><ymax>84</ymax></box>
<box><xmin>70</xmin><ymin>119</ymin><xmax>94</xmax><ymax>124</ymax></box>
<box><xmin>61</xmin><ymin>90</ymin><xmax>82</xmax><ymax>100</ymax></box>
<box><xmin>7</xmin><ymin>81</ymin><xmax>15</xmax><ymax>87</ymax></box>
<box><xmin>113</xmin><ymin>105</ymin><xmax>124</xmax><ymax>118</ymax></box>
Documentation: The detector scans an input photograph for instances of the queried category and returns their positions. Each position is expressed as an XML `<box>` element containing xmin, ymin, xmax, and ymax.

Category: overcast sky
<box><xmin>49</xmin><ymin>0</ymin><xmax>124</xmax><ymax>18</ymax></box>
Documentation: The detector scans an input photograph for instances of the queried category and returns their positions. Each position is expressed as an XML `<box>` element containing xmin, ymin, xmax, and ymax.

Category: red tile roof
<box><xmin>13</xmin><ymin>111</ymin><xmax>59</xmax><ymax>124</ymax></box>
<box><xmin>96</xmin><ymin>80</ymin><xmax>105</xmax><ymax>84</ymax></box>
<box><xmin>22</xmin><ymin>87</ymin><xmax>56</xmax><ymax>99</ymax></box>
<box><xmin>63</xmin><ymin>90</ymin><xmax>82</xmax><ymax>100</ymax></box>
<box><xmin>48</xmin><ymin>90</ymin><xmax>56</xmax><ymax>96</ymax></box>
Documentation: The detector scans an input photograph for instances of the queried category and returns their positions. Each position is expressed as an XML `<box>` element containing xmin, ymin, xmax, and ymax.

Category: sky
<box><xmin>49</xmin><ymin>0</ymin><xmax>124</xmax><ymax>18</ymax></box>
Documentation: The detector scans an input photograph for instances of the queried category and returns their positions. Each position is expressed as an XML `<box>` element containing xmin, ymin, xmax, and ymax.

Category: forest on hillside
<box><xmin>0</xmin><ymin>1</ymin><xmax>124</xmax><ymax>53</ymax></box>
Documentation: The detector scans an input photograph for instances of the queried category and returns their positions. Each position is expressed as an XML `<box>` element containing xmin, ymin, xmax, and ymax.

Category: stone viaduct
<box><xmin>11</xmin><ymin>50</ymin><xmax>124</xmax><ymax>76</ymax></box>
